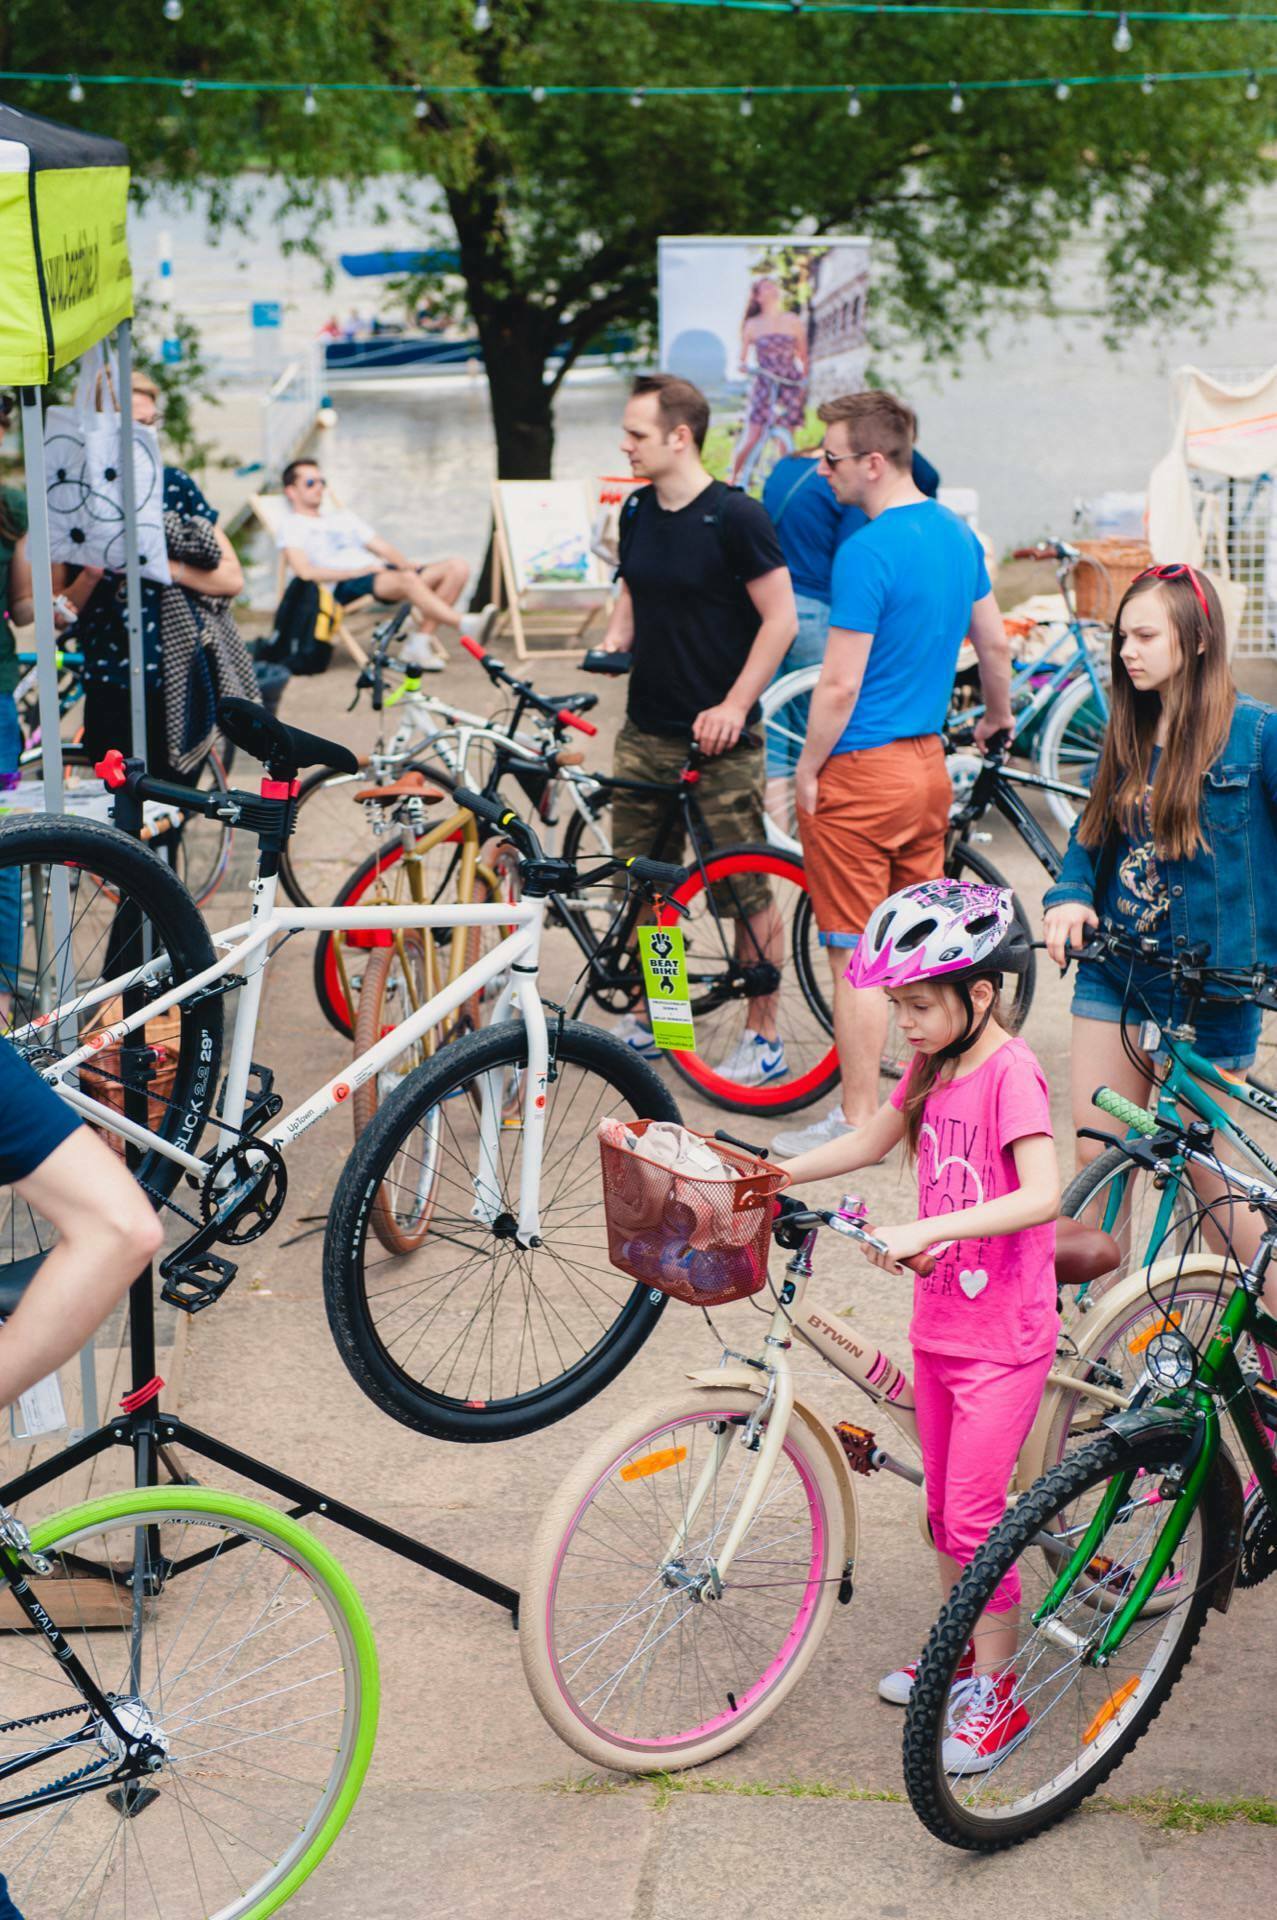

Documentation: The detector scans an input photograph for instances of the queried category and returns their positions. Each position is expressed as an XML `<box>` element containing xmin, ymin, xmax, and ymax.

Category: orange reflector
<box><xmin>1128</xmin><ymin>1312</ymin><xmax>1181</xmax><ymax>1356</ymax></box>
<box><xmin>1082</xmin><ymin>1674</ymin><xmax>1140</xmax><ymax>1745</ymax></box>
<box><xmin>620</xmin><ymin>1446</ymin><xmax>688</xmax><ymax>1483</ymax></box>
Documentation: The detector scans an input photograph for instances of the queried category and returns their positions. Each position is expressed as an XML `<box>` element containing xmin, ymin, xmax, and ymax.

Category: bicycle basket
<box><xmin>78</xmin><ymin>997</ymin><xmax>181</xmax><ymax>1154</ymax></box>
<box><xmin>599</xmin><ymin>1118</ymin><xmax>787</xmax><ymax>1307</ymax></box>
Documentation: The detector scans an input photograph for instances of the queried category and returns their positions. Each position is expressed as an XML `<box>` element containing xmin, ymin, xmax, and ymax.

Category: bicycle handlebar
<box><xmin>1093</xmin><ymin>1086</ymin><xmax>1160</xmax><ymax>1138</ymax></box>
<box><xmin>1065</xmin><ymin>926</ymin><xmax>1277</xmax><ymax>1008</ymax></box>
<box><xmin>558</xmin><ymin>708</ymin><xmax>597</xmax><ymax>737</ymax></box>
<box><xmin>1012</xmin><ymin>539</ymin><xmax>1080</xmax><ymax>564</ymax></box>
<box><xmin>460</xmin><ymin>638</ymin><xmax>601</xmax><ymax>733</ymax></box>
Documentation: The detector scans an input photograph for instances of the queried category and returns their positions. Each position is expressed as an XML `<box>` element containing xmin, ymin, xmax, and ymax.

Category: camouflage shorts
<box><xmin>609</xmin><ymin>721</ymin><xmax>772</xmax><ymax>917</ymax></box>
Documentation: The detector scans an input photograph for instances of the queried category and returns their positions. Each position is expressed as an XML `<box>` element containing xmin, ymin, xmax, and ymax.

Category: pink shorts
<box><xmin>914</xmin><ymin>1345</ymin><xmax>1054</xmax><ymax>1613</ymax></box>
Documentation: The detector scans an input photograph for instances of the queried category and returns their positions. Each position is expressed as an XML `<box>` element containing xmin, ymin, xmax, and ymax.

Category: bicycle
<box><xmin>0</xmin><ymin>697</ymin><xmax>691</xmax><ymax>1444</ymax></box>
<box><xmin>759</xmin><ymin>538</ymin><xmax>1108</xmax><ymax>847</ymax></box>
<box><xmin>903</xmin><ymin>1092</ymin><xmax>1277</xmax><ymax>1850</ymax></box>
<box><xmin>732</xmin><ymin>367</ymin><xmax>804</xmax><ymax>494</ymax></box>
<box><xmin>517</xmin><ymin>1124</ymin><xmax>1247</xmax><ymax>1773</ymax></box>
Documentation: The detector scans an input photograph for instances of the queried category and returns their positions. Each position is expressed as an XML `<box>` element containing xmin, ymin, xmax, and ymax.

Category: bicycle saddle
<box><xmin>217</xmin><ymin>699</ymin><xmax>360</xmax><ymax>780</ymax></box>
<box><xmin>1054</xmin><ymin>1216</ymin><xmax>1119</xmax><ymax>1292</ymax></box>
<box><xmin>353</xmin><ymin>771</ymin><xmax>446</xmax><ymax>806</ymax></box>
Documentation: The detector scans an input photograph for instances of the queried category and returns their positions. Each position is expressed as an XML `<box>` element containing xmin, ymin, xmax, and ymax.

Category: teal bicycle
<box><xmin>1059</xmin><ymin>927</ymin><xmax>1277</xmax><ymax>1268</ymax></box>
<box><xmin>903</xmin><ymin>1092</ymin><xmax>1277</xmax><ymax>1849</ymax></box>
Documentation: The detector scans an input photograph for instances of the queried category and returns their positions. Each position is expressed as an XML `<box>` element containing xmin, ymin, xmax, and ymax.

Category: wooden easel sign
<box><xmin>491</xmin><ymin>480</ymin><xmax>611</xmax><ymax>659</ymax></box>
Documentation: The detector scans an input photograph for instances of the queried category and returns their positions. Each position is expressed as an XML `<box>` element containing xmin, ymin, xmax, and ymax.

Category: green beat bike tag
<box><xmin>637</xmin><ymin>926</ymin><xmax>697</xmax><ymax>1052</ymax></box>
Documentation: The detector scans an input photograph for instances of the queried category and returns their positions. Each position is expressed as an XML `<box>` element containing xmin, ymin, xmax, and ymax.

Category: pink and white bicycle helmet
<box><xmin>847</xmin><ymin>878</ymin><xmax>1030</xmax><ymax>992</ymax></box>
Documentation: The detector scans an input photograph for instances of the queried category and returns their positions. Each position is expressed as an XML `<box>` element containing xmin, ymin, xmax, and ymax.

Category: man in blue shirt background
<box><xmin>771</xmin><ymin>391</ymin><xmax>1013</xmax><ymax>1156</ymax></box>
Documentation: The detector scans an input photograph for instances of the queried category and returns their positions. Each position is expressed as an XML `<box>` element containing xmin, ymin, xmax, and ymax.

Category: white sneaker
<box><xmin>458</xmin><ymin>605</ymin><xmax>499</xmax><ymax>650</ymax></box>
<box><xmin>715</xmin><ymin>1030</ymin><xmax>787</xmax><ymax>1087</ymax></box>
<box><xmin>612</xmin><ymin>1012</ymin><xmax>660</xmax><ymax>1061</ymax></box>
<box><xmin>879</xmin><ymin>1643</ymin><xmax>975</xmax><ymax>1707</ymax></box>
<box><xmin>769</xmin><ymin>1102</ymin><xmax>856</xmax><ymax>1158</ymax></box>
<box><xmin>400</xmin><ymin>631</ymin><xmax>446</xmax><ymax>673</ymax></box>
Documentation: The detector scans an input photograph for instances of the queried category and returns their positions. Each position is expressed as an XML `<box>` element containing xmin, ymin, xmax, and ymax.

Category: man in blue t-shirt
<box><xmin>771</xmin><ymin>391</ymin><xmax>1013</xmax><ymax>1157</ymax></box>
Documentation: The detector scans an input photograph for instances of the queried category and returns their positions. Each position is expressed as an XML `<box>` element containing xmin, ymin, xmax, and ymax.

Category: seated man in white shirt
<box><xmin>276</xmin><ymin>458</ymin><xmax>495</xmax><ymax>669</ymax></box>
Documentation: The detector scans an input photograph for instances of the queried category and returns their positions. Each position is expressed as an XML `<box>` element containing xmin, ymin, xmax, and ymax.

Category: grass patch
<box><xmin>1095</xmin><ymin>1790</ymin><xmax>1277</xmax><ymax>1833</ymax></box>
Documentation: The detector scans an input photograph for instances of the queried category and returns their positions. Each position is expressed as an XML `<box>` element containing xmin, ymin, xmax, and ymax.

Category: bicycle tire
<box><xmin>1060</xmin><ymin>1145</ymin><xmax>1205</xmax><ymax>1268</ymax></box>
<box><xmin>520</xmin><ymin>1389</ymin><xmax>845</xmax><ymax>1772</ymax></box>
<box><xmin>323</xmin><ymin>1018</ymin><xmax>680</xmax><ymax>1441</ymax></box>
<box><xmin>1035</xmin><ymin>672</ymin><xmax>1108</xmax><ymax>831</ymax></box>
<box><xmin>1</xmin><ymin>1484</ymin><xmax>378</xmax><ymax>1918</ymax></box>
<box><xmin>660</xmin><ymin>843</ymin><xmax>837</xmax><ymax>1115</ymax></box>
<box><xmin>759</xmin><ymin>662</ymin><xmax>820</xmax><ymax>855</ymax></box>
<box><xmin>903</xmin><ymin>1428</ymin><xmax>1219</xmax><ymax>1850</ymax></box>
<box><xmin>0</xmin><ymin>814</ymin><xmax>222</xmax><ymax>1212</ymax></box>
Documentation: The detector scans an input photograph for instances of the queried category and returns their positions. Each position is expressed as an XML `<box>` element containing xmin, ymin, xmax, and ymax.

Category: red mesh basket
<box><xmin>599</xmin><ymin>1119</ymin><xmax>789</xmax><ymax>1306</ymax></box>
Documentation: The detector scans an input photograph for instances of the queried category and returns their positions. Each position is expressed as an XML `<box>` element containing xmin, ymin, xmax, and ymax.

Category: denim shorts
<box><xmin>1071</xmin><ymin>954</ymin><xmax>1262</xmax><ymax>1070</ymax></box>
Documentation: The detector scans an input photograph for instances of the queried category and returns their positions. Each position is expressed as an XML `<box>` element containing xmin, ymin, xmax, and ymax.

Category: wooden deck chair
<box><xmin>247</xmin><ymin>490</ymin><xmax>371</xmax><ymax>668</ymax></box>
<box><xmin>490</xmin><ymin>480</ymin><xmax>612</xmax><ymax>660</ymax></box>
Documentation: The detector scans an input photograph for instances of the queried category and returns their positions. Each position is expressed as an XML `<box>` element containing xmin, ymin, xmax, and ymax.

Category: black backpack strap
<box><xmin>615</xmin><ymin>486</ymin><xmax>650</xmax><ymax>581</ymax></box>
<box><xmin>703</xmin><ymin>482</ymin><xmax>749</xmax><ymax>583</ymax></box>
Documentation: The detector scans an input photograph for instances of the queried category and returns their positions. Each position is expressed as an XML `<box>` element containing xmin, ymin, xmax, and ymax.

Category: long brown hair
<box><xmin>899</xmin><ymin>974</ymin><xmax>1005</xmax><ymax>1158</ymax></box>
<box><xmin>1077</xmin><ymin>570</ymin><xmax>1234</xmax><ymax>861</ymax></box>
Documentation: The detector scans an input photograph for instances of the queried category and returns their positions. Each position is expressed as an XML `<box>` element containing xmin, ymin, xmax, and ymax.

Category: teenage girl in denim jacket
<box><xmin>1043</xmin><ymin>564</ymin><xmax>1277</xmax><ymax>1211</ymax></box>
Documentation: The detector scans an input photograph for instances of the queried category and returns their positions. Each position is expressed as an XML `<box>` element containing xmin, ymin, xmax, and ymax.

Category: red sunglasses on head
<box><xmin>1133</xmin><ymin>562</ymin><xmax>1210</xmax><ymax>621</ymax></box>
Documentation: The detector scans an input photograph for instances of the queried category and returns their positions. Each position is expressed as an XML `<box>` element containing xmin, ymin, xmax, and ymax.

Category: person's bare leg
<box><xmin>371</xmin><ymin>567</ymin><xmax>467</xmax><ymax>631</ymax></box>
<box><xmin>731</xmin><ymin>420</ymin><xmax>764</xmax><ymax>485</ymax></box>
<box><xmin>833</xmin><ymin>959</ymin><xmax>888</xmax><ymax>1126</ymax></box>
<box><xmin>412</xmin><ymin>556</ymin><xmax>469</xmax><ymax>637</ymax></box>
<box><xmin>1069</xmin><ymin>1016</ymin><xmax>1155</xmax><ymax>1268</ymax></box>
<box><xmin>739</xmin><ymin>899</ymin><xmax>783</xmax><ymax>1040</ymax></box>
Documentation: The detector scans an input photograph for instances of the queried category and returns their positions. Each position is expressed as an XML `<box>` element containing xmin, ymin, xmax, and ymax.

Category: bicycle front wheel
<box><xmin>323</xmin><ymin>1018</ymin><xmax>680</xmax><ymax>1441</ymax></box>
<box><xmin>521</xmin><ymin>1390</ymin><xmax>845</xmax><ymax>1772</ymax></box>
<box><xmin>903</xmin><ymin>1429</ymin><xmax>1217</xmax><ymax>1851</ymax></box>
<box><xmin>661</xmin><ymin>844</ymin><xmax>837</xmax><ymax>1115</ymax></box>
<box><xmin>0</xmin><ymin>1485</ymin><xmax>378</xmax><ymax>1919</ymax></box>
<box><xmin>758</xmin><ymin>663</ymin><xmax>820</xmax><ymax>855</ymax></box>
<box><xmin>1035</xmin><ymin>672</ymin><xmax>1108</xmax><ymax>831</ymax></box>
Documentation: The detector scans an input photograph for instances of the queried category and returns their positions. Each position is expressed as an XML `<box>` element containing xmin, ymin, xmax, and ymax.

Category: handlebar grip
<box><xmin>1012</xmin><ymin>545</ymin><xmax>1052</xmax><ymax>561</ymax></box>
<box><xmin>453</xmin><ymin>787</ymin><xmax>523</xmax><ymax>835</ymax></box>
<box><xmin>558</xmin><ymin>708</ymin><xmax>598</xmax><ymax>737</ymax></box>
<box><xmin>1093</xmin><ymin>1087</ymin><xmax>1161</xmax><ymax>1138</ymax></box>
<box><xmin>903</xmin><ymin>1250</ymin><xmax>937</xmax><ymax>1278</ymax></box>
<box><xmin>459</xmin><ymin>635</ymin><xmax>487</xmax><ymax>662</ymax></box>
<box><xmin>625</xmin><ymin>856</ymin><xmax>689</xmax><ymax>895</ymax></box>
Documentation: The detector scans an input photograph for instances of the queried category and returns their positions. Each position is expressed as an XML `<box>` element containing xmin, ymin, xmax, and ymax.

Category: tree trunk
<box><xmin>468</xmin><ymin>306</ymin><xmax>559</xmax><ymax>602</ymax></box>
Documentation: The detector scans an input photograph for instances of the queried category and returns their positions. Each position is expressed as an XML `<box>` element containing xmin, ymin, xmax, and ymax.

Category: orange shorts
<box><xmin>797</xmin><ymin>736</ymin><xmax>952</xmax><ymax>948</ymax></box>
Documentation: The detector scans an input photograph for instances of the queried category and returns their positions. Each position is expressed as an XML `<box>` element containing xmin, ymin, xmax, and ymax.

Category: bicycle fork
<box><xmin>471</xmin><ymin>921</ymin><xmax>550</xmax><ymax>1248</ymax></box>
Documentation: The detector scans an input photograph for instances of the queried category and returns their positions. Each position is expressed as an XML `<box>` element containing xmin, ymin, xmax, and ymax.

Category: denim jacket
<box><xmin>1042</xmin><ymin>695</ymin><xmax>1277</xmax><ymax>973</ymax></box>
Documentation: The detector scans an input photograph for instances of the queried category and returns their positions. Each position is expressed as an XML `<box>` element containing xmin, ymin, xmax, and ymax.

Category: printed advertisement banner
<box><xmin>658</xmin><ymin>234</ymin><xmax>871</xmax><ymax>495</ymax></box>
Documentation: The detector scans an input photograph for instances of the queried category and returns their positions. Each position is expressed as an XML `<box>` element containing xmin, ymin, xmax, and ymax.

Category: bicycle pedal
<box><xmin>835</xmin><ymin>1421</ymin><xmax>879</xmax><ymax>1475</ymax></box>
<box><xmin>216</xmin><ymin>1063</ymin><xmax>281</xmax><ymax>1131</ymax></box>
<box><xmin>159</xmin><ymin>1254</ymin><xmax>238</xmax><ymax>1315</ymax></box>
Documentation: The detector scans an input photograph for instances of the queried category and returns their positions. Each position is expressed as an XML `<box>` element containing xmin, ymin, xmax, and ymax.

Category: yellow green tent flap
<box><xmin>0</xmin><ymin>101</ymin><xmax>131</xmax><ymax>385</ymax></box>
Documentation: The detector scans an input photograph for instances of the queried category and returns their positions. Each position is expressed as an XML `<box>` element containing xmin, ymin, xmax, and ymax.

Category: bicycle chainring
<box><xmin>199</xmin><ymin>1140</ymin><xmax>288</xmax><ymax>1246</ymax></box>
<box><xmin>1237</xmin><ymin>1485</ymin><xmax>1277</xmax><ymax>1590</ymax></box>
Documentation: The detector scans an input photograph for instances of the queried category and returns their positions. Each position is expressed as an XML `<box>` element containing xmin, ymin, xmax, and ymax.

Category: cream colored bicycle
<box><xmin>519</xmin><ymin>1133</ymin><xmax>1250</xmax><ymax>1773</ymax></box>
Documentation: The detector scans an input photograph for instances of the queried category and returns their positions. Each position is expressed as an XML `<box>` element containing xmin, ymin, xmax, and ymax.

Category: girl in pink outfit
<box><xmin>776</xmin><ymin>877</ymin><xmax>1059</xmax><ymax>1775</ymax></box>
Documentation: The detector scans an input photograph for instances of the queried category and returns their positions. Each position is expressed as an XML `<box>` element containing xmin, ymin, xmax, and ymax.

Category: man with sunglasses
<box><xmin>771</xmin><ymin>389</ymin><xmax>1014</xmax><ymax>1157</ymax></box>
<box><xmin>277</xmin><ymin>460</ymin><xmax>495</xmax><ymax>667</ymax></box>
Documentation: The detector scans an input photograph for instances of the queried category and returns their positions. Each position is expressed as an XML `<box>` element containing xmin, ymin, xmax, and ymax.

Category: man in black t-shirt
<box><xmin>599</xmin><ymin>374</ymin><xmax>798</xmax><ymax>1085</ymax></box>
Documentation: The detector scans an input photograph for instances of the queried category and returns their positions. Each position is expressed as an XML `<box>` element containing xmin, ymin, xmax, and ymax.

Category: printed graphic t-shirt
<box><xmin>277</xmin><ymin>507</ymin><xmax>380</xmax><ymax>576</ymax></box>
<box><xmin>889</xmin><ymin>1036</ymin><xmax>1057</xmax><ymax>1363</ymax></box>
<box><xmin>828</xmin><ymin>499</ymin><xmax>991</xmax><ymax>754</ymax></box>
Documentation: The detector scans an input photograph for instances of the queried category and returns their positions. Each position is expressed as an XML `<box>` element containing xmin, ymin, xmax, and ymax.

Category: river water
<box><xmin>128</xmin><ymin>181</ymin><xmax>1277</xmax><ymax>581</ymax></box>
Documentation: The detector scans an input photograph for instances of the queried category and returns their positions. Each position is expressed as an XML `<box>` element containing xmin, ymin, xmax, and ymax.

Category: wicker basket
<box><xmin>598</xmin><ymin>1119</ymin><xmax>788</xmax><ymax>1307</ymax></box>
<box><xmin>1073</xmin><ymin>538</ymin><xmax>1153</xmax><ymax>623</ymax></box>
<box><xmin>78</xmin><ymin>998</ymin><xmax>181</xmax><ymax>1154</ymax></box>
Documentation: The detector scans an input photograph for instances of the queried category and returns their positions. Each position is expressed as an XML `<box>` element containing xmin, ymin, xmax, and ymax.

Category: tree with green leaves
<box><xmin>3</xmin><ymin>0</ymin><xmax>1271</xmax><ymax>477</ymax></box>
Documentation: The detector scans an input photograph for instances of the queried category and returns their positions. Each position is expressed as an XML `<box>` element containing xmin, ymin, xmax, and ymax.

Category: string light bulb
<box><xmin>1246</xmin><ymin>69</ymin><xmax>1261</xmax><ymax>100</ymax></box>
<box><xmin>949</xmin><ymin>81</ymin><xmax>964</xmax><ymax>113</ymax></box>
<box><xmin>630</xmin><ymin>86</ymin><xmax>646</xmax><ymax>107</ymax></box>
<box><xmin>163</xmin><ymin>0</ymin><xmax>183</xmax><ymax>18</ymax></box>
<box><xmin>1140</xmin><ymin>72</ymin><xmax>1156</xmax><ymax>94</ymax></box>
<box><xmin>473</xmin><ymin>0</ymin><xmax>492</xmax><ymax>29</ymax></box>
<box><xmin>530</xmin><ymin>84</ymin><xmax>546</xmax><ymax>103</ymax></box>
<box><xmin>1112</xmin><ymin>11</ymin><xmax>1132</xmax><ymax>52</ymax></box>
<box><xmin>740</xmin><ymin>88</ymin><xmax>754</xmax><ymax>117</ymax></box>
<box><xmin>846</xmin><ymin>86</ymin><xmax>862</xmax><ymax>117</ymax></box>
<box><xmin>180</xmin><ymin>77</ymin><xmax>197</xmax><ymax>100</ymax></box>
<box><xmin>303</xmin><ymin>86</ymin><xmax>318</xmax><ymax>115</ymax></box>
<box><xmin>1054</xmin><ymin>79</ymin><xmax>1071</xmax><ymax>100</ymax></box>
<box><xmin>68</xmin><ymin>74</ymin><xmax>85</xmax><ymax>103</ymax></box>
<box><xmin>414</xmin><ymin>87</ymin><xmax>429</xmax><ymax>118</ymax></box>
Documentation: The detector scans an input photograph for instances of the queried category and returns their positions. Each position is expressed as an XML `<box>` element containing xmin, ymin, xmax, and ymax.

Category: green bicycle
<box><xmin>904</xmin><ymin>1089</ymin><xmax>1277</xmax><ymax>1850</ymax></box>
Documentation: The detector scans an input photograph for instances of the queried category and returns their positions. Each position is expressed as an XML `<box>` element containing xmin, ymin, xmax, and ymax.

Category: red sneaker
<box><xmin>878</xmin><ymin>1641</ymin><xmax>975</xmax><ymax>1707</ymax></box>
<box><xmin>941</xmin><ymin>1672</ymin><xmax>1030</xmax><ymax>1774</ymax></box>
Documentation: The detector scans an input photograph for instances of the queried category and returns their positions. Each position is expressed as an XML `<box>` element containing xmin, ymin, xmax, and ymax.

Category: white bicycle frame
<box><xmin>20</xmin><ymin>871</ymin><xmax>556</xmax><ymax>1245</ymax></box>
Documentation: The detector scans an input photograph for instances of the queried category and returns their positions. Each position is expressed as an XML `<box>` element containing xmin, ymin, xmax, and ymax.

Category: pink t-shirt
<box><xmin>889</xmin><ymin>1035</ymin><xmax>1057</xmax><ymax>1364</ymax></box>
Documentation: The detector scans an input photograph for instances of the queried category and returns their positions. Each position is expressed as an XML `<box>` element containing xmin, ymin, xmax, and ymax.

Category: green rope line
<box><xmin>5</xmin><ymin>65</ymin><xmax>1275</xmax><ymax>97</ymax></box>
<box><xmin>611</xmin><ymin>0</ymin><xmax>1277</xmax><ymax>19</ymax></box>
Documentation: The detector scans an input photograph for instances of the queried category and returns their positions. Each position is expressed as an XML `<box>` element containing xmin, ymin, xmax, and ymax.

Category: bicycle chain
<box><xmin>0</xmin><ymin>1701</ymin><xmax>92</xmax><ymax>1737</ymax></box>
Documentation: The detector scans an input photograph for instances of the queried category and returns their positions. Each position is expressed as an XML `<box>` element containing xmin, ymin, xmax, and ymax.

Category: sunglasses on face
<box><xmin>820</xmin><ymin>445</ymin><xmax>875</xmax><ymax>469</ymax></box>
<box><xmin>300</xmin><ymin>476</ymin><xmax>326</xmax><ymax>490</ymax></box>
<box><xmin>1133</xmin><ymin>562</ymin><xmax>1211</xmax><ymax>621</ymax></box>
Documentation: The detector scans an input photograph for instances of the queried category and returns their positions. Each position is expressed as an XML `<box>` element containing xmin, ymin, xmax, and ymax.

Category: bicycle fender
<box><xmin>685</xmin><ymin>1370</ymin><xmax>861</xmax><ymax>1583</ymax></box>
<box><xmin>1101</xmin><ymin>1401</ymin><xmax>1200</xmax><ymax>1448</ymax></box>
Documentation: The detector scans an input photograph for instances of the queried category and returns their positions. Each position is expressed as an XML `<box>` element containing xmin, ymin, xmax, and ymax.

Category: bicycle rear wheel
<box><xmin>0</xmin><ymin>1485</ymin><xmax>377</xmax><ymax>1919</ymax></box>
<box><xmin>660</xmin><ymin>843</ymin><xmax>836</xmax><ymax>1115</ymax></box>
<box><xmin>759</xmin><ymin>663</ymin><xmax>819</xmax><ymax>855</ymax></box>
<box><xmin>323</xmin><ymin>1018</ymin><xmax>679</xmax><ymax>1441</ymax></box>
<box><xmin>903</xmin><ymin>1429</ymin><xmax>1218</xmax><ymax>1850</ymax></box>
<box><xmin>521</xmin><ymin>1390</ymin><xmax>845</xmax><ymax>1772</ymax></box>
<box><xmin>1035</xmin><ymin>672</ymin><xmax>1108</xmax><ymax>830</ymax></box>
<box><xmin>0</xmin><ymin>816</ymin><xmax>222</xmax><ymax>1260</ymax></box>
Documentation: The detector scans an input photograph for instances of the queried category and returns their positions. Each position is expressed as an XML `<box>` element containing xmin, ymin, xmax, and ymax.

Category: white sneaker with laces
<box><xmin>715</xmin><ymin>1030</ymin><xmax>786</xmax><ymax>1087</ymax></box>
<box><xmin>400</xmin><ymin>631</ymin><xmax>446</xmax><ymax>672</ymax></box>
<box><xmin>940</xmin><ymin>1673</ymin><xmax>1031</xmax><ymax>1775</ymax></box>
<box><xmin>769</xmin><ymin>1102</ymin><xmax>856</xmax><ymax>1158</ymax></box>
<box><xmin>612</xmin><ymin>1012</ymin><xmax>660</xmax><ymax>1061</ymax></box>
<box><xmin>458</xmin><ymin>605</ymin><xmax>499</xmax><ymax>651</ymax></box>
